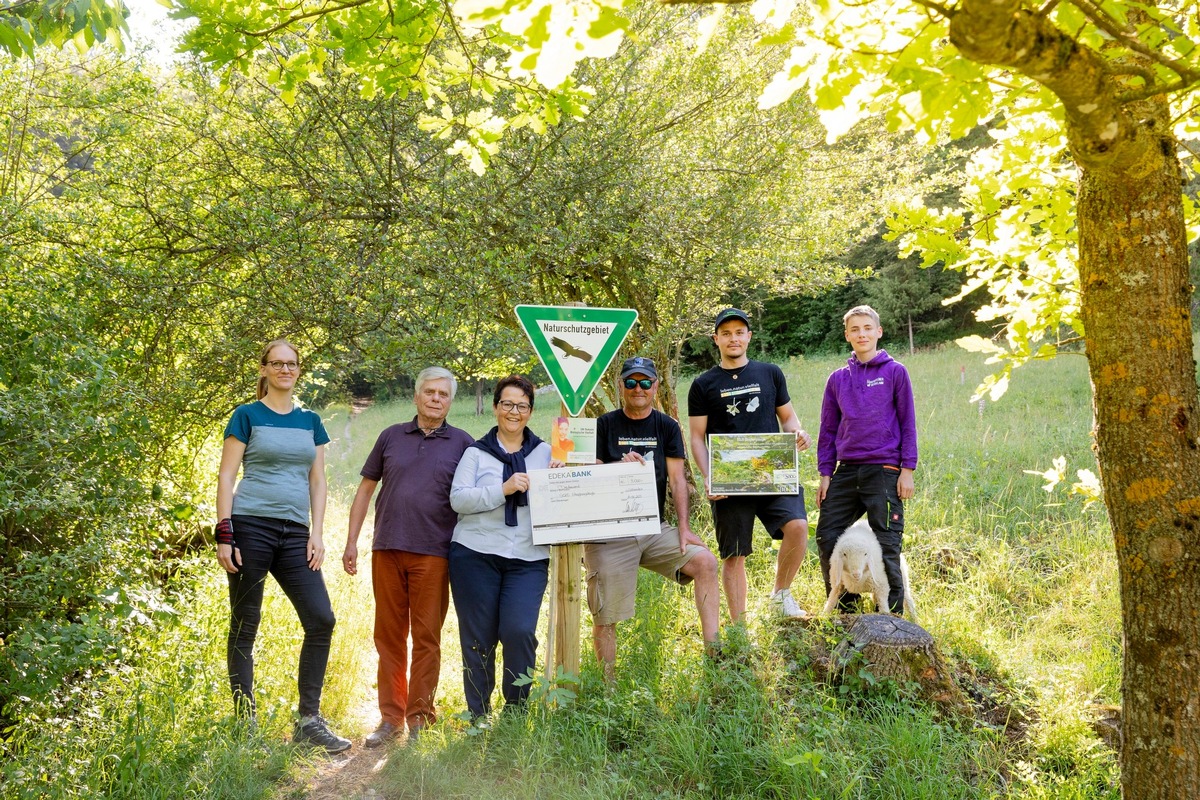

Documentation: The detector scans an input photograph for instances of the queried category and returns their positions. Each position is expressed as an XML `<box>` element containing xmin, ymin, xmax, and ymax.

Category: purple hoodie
<box><xmin>817</xmin><ymin>350</ymin><xmax>918</xmax><ymax>476</ymax></box>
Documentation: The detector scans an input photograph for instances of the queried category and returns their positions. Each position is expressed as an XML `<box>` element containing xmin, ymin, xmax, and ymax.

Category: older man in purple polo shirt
<box><xmin>343</xmin><ymin>367</ymin><xmax>474</xmax><ymax>747</ymax></box>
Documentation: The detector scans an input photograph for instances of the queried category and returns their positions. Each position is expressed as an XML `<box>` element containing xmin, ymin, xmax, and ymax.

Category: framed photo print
<box><xmin>707</xmin><ymin>433</ymin><xmax>799</xmax><ymax>495</ymax></box>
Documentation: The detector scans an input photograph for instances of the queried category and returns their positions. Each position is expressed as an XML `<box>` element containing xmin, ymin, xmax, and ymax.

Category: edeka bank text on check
<box><xmin>528</xmin><ymin>461</ymin><xmax>660</xmax><ymax>546</ymax></box>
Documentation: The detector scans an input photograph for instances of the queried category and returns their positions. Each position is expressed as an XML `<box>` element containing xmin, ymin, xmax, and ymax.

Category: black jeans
<box><xmin>815</xmin><ymin>464</ymin><xmax>906</xmax><ymax>613</ymax></box>
<box><xmin>228</xmin><ymin>514</ymin><xmax>335</xmax><ymax>717</ymax></box>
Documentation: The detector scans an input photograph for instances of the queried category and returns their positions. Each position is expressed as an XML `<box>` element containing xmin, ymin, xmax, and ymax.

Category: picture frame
<box><xmin>707</xmin><ymin>432</ymin><xmax>799</xmax><ymax>495</ymax></box>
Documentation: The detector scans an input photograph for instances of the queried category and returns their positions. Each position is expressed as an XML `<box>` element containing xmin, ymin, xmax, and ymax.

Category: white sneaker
<box><xmin>769</xmin><ymin>588</ymin><xmax>807</xmax><ymax>618</ymax></box>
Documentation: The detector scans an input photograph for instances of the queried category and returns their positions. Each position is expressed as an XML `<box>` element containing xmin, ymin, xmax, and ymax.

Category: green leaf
<box><xmin>758</xmin><ymin>24</ymin><xmax>796</xmax><ymax>46</ymax></box>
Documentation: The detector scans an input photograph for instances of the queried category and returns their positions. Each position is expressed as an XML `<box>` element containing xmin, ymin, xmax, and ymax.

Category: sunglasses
<box><xmin>623</xmin><ymin>378</ymin><xmax>654</xmax><ymax>390</ymax></box>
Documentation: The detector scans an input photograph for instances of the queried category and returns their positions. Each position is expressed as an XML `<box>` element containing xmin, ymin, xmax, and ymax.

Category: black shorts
<box><xmin>711</xmin><ymin>490</ymin><xmax>807</xmax><ymax>559</ymax></box>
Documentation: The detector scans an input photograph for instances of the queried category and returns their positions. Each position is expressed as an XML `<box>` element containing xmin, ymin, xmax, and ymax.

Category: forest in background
<box><xmin>9</xmin><ymin>0</ymin><xmax>1200</xmax><ymax>795</ymax></box>
<box><xmin>1</xmin><ymin>4</ymin><xmax>993</xmax><ymax>739</ymax></box>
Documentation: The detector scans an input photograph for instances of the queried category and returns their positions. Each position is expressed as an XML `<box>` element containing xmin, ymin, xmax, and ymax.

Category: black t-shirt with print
<box><xmin>687</xmin><ymin>359</ymin><xmax>791</xmax><ymax>436</ymax></box>
<box><xmin>596</xmin><ymin>408</ymin><xmax>686</xmax><ymax>517</ymax></box>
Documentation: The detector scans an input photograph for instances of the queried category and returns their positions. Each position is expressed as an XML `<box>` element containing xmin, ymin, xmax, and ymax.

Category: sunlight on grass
<box><xmin>2</xmin><ymin>347</ymin><xmax>1121</xmax><ymax>799</ymax></box>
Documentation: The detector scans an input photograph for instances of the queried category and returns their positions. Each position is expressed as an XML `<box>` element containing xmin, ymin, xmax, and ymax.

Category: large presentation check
<box><xmin>529</xmin><ymin>461</ymin><xmax>660</xmax><ymax>545</ymax></box>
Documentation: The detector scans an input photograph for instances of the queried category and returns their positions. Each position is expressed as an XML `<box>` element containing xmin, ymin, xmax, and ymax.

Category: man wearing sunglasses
<box><xmin>583</xmin><ymin>357</ymin><xmax>721</xmax><ymax>681</ymax></box>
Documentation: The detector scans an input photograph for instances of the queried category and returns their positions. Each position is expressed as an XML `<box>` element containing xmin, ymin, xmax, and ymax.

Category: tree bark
<box><xmin>832</xmin><ymin>614</ymin><xmax>971</xmax><ymax>716</ymax></box>
<box><xmin>1076</xmin><ymin>118</ymin><xmax>1200</xmax><ymax>798</ymax></box>
<box><xmin>946</xmin><ymin>3</ymin><xmax>1200</xmax><ymax>795</ymax></box>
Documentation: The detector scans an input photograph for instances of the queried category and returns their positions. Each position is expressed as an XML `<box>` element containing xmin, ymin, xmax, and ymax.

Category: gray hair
<box><xmin>416</xmin><ymin>366</ymin><xmax>458</xmax><ymax>400</ymax></box>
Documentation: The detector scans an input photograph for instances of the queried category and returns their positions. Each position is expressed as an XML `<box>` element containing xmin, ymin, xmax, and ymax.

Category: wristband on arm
<box><xmin>215</xmin><ymin>518</ymin><xmax>235</xmax><ymax>546</ymax></box>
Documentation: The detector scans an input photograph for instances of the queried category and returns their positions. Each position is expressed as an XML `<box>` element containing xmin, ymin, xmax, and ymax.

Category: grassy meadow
<box><xmin>1</xmin><ymin>344</ymin><xmax>1118</xmax><ymax>799</ymax></box>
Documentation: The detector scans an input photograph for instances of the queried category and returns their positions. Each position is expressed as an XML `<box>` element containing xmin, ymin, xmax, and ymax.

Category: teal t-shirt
<box><xmin>224</xmin><ymin>401</ymin><xmax>330</xmax><ymax>526</ymax></box>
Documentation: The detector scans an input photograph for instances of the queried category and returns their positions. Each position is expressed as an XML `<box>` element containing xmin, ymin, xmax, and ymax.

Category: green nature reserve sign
<box><xmin>515</xmin><ymin>305</ymin><xmax>638</xmax><ymax>417</ymax></box>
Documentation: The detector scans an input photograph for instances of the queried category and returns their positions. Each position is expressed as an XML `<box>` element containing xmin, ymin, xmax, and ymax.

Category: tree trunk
<box><xmin>907</xmin><ymin>311</ymin><xmax>914</xmax><ymax>355</ymax></box>
<box><xmin>831</xmin><ymin>614</ymin><xmax>971</xmax><ymax>716</ymax></box>
<box><xmin>1075</xmin><ymin>103</ymin><xmax>1200</xmax><ymax>797</ymax></box>
<box><xmin>944</xmin><ymin>2</ymin><xmax>1200</xmax><ymax>789</ymax></box>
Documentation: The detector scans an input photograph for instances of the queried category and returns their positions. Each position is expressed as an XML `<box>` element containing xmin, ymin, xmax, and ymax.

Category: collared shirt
<box><xmin>450</xmin><ymin>442</ymin><xmax>552</xmax><ymax>562</ymax></box>
<box><xmin>359</xmin><ymin>417</ymin><xmax>474</xmax><ymax>557</ymax></box>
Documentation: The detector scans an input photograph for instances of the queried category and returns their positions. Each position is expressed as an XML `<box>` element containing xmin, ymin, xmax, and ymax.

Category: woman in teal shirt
<box><xmin>215</xmin><ymin>338</ymin><xmax>349</xmax><ymax>754</ymax></box>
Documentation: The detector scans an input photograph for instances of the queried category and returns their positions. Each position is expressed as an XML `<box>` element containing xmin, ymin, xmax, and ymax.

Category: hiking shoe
<box><xmin>294</xmin><ymin>715</ymin><xmax>352</xmax><ymax>754</ymax></box>
<box><xmin>769</xmin><ymin>587</ymin><xmax>808</xmax><ymax>618</ymax></box>
<box><xmin>364</xmin><ymin>720</ymin><xmax>400</xmax><ymax>749</ymax></box>
<box><xmin>406</xmin><ymin>723</ymin><xmax>423</xmax><ymax>745</ymax></box>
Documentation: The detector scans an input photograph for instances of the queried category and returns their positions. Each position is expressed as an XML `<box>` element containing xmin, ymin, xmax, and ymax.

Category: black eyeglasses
<box><xmin>623</xmin><ymin>378</ymin><xmax>654</xmax><ymax>390</ymax></box>
<box><xmin>498</xmin><ymin>400</ymin><xmax>532</xmax><ymax>413</ymax></box>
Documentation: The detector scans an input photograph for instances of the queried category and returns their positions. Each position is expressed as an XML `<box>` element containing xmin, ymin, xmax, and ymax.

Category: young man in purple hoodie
<box><xmin>815</xmin><ymin>305</ymin><xmax>918</xmax><ymax>614</ymax></box>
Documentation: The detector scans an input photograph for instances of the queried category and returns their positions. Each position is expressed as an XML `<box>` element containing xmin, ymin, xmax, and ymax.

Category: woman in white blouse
<box><xmin>448</xmin><ymin>374</ymin><xmax>556</xmax><ymax>719</ymax></box>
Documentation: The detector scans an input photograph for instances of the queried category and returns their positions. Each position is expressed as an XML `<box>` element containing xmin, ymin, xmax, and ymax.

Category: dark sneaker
<box><xmin>294</xmin><ymin>715</ymin><xmax>352</xmax><ymax>754</ymax></box>
<box><xmin>364</xmin><ymin>721</ymin><xmax>400</xmax><ymax>749</ymax></box>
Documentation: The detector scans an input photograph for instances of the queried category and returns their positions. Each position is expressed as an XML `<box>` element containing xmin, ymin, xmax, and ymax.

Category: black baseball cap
<box><xmin>619</xmin><ymin>356</ymin><xmax>658</xmax><ymax>380</ymax></box>
<box><xmin>714</xmin><ymin>307</ymin><xmax>751</xmax><ymax>331</ymax></box>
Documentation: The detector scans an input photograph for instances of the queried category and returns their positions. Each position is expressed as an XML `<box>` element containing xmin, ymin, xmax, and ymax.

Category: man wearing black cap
<box><xmin>688</xmin><ymin>308</ymin><xmax>812</xmax><ymax>623</ymax></box>
<box><xmin>583</xmin><ymin>356</ymin><xmax>721</xmax><ymax>681</ymax></box>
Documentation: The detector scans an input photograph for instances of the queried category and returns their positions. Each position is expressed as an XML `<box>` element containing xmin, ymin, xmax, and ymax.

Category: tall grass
<box><xmin>2</xmin><ymin>346</ymin><xmax>1119</xmax><ymax>799</ymax></box>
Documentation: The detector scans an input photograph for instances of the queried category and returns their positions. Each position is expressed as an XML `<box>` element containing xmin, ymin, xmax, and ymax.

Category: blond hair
<box><xmin>843</xmin><ymin>305</ymin><xmax>880</xmax><ymax>327</ymax></box>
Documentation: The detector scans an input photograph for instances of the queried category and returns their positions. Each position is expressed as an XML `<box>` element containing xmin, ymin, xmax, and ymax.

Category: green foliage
<box><xmin>170</xmin><ymin>0</ymin><xmax>599</xmax><ymax>172</ymax></box>
<box><xmin>511</xmin><ymin>666</ymin><xmax>579</xmax><ymax>710</ymax></box>
<box><xmin>0</xmin><ymin>0</ymin><xmax>126</xmax><ymax>58</ymax></box>
<box><xmin>693</xmin><ymin>143</ymin><xmax>989</xmax><ymax>366</ymax></box>
<box><xmin>0</xmin><ymin>557</ymin><xmax>359</xmax><ymax>800</ymax></box>
<box><xmin>435</xmin><ymin>0</ymin><xmax>1199</xmax><ymax>422</ymax></box>
<box><xmin>0</xmin><ymin>48</ymin><xmax>372</xmax><ymax>734</ymax></box>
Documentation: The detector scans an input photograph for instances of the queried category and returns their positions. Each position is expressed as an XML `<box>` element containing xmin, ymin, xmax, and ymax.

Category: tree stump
<box><xmin>829</xmin><ymin>614</ymin><xmax>970</xmax><ymax>716</ymax></box>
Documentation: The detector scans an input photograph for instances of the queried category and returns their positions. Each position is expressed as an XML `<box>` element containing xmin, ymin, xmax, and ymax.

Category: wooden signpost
<box><xmin>514</xmin><ymin>303</ymin><xmax>638</xmax><ymax>679</ymax></box>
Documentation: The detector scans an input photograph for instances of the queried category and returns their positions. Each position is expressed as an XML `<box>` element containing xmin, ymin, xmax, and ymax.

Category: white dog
<box><xmin>822</xmin><ymin>519</ymin><xmax>918</xmax><ymax>622</ymax></box>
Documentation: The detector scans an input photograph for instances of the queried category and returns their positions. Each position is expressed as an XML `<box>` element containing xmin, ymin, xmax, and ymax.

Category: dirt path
<box><xmin>280</xmin><ymin>694</ymin><xmax>393</xmax><ymax>800</ymax></box>
<box><xmin>287</xmin><ymin>745</ymin><xmax>392</xmax><ymax>800</ymax></box>
<box><xmin>284</xmin><ymin>394</ymin><xmax>393</xmax><ymax>799</ymax></box>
